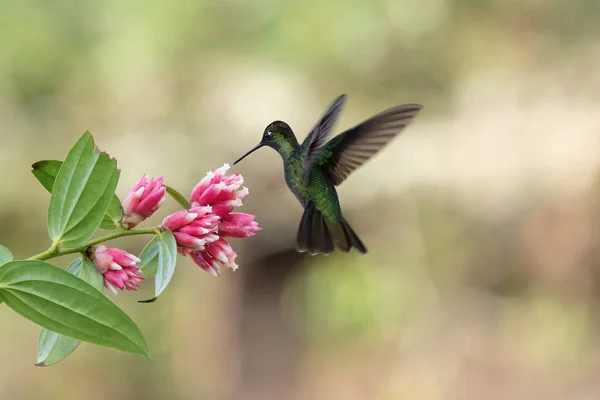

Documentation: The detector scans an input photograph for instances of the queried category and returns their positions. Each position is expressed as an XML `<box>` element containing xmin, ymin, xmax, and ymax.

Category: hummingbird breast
<box><xmin>284</xmin><ymin>154</ymin><xmax>343</xmax><ymax>224</ymax></box>
<box><xmin>284</xmin><ymin>156</ymin><xmax>309</xmax><ymax>206</ymax></box>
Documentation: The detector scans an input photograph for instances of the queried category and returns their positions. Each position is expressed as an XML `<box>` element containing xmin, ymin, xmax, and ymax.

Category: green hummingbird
<box><xmin>233</xmin><ymin>94</ymin><xmax>422</xmax><ymax>255</ymax></box>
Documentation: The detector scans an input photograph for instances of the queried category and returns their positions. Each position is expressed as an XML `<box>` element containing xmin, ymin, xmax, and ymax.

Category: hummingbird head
<box><xmin>261</xmin><ymin>121</ymin><xmax>297</xmax><ymax>149</ymax></box>
<box><xmin>233</xmin><ymin>120</ymin><xmax>299</xmax><ymax>165</ymax></box>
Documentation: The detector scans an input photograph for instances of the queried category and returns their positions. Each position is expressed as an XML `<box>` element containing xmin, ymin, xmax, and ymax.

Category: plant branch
<box><xmin>29</xmin><ymin>227</ymin><xmax>161</xmax><ymax>261</ymax></box>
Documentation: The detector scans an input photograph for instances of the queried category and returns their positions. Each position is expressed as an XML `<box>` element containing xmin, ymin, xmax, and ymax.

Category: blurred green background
<box><xmin>2</xmin><ymin>0</ymin><xmax>600</xmax><ymax>399</ymax></box>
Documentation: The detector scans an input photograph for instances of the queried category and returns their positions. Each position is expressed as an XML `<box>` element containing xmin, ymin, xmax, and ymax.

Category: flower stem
<box><xmin>28</xmin><ymin>227</ymin><xmax>160</xmax><ymax>261</ymax></box>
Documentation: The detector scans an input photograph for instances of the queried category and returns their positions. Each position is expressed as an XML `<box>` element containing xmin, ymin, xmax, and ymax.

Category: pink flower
<box><xmin>189</xmin><ymin>250</ymin><xmax>222</xmax><ymax>276</ymax></box>
<box><xmin>89</xmin><ymin>246</ymin><xmax>143</xmax><ymax>293</ymax></box>
<box><xmin>189</xmin><ymin>239</ymin><xmax>237</xmax><ymax>276</ymax></box>
<box><xmin>219</xmin><ymin>212</ymin><xmax>262</xmax><ymax>238</ymax></box>
<box><xmin>206</xmin><ymin>238</ymin><xmax>238</xmax><ymax>270</ymax></box>
<box><xmin>158</xmin><ymin>165</ymin><xmax>261</xmax><ymax>277</ymax></box>
<box><xmin>190</xmin><ymin>164</ymin><xmax>248</xmax><ymax>217</ymax></box>
<box><xmin>161</xmin><ymin>207</ymin><xmax>220</xmax><ymax>251</ymax></box>
<box><xmin>122</xmin><ymin>174</ymin><xmax>166</xmax><ymax>228</ymax></box>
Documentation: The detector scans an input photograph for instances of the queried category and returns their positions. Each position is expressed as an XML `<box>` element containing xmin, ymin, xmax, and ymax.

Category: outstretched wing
<box><xmin>318</xmin><ymin>104</ymin><xmax>422</xmax><ymax>185</ymax></box>
<box><xmin>300</xmin><ymin>94</ymin><xmax>346</xmax><ymax>184</ymax></box>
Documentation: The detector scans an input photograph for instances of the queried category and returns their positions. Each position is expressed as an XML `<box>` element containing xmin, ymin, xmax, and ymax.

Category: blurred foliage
<box><xmin>2</xmin><ymin>0</ymin><xmax>600</xmax><ymax>399</ymax></box>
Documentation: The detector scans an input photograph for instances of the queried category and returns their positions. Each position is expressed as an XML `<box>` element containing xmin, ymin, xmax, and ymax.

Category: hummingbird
<box><xmin>233</xmin><ymin>94</ymin><xmax>422</xmax><ymax>255</ymax></box>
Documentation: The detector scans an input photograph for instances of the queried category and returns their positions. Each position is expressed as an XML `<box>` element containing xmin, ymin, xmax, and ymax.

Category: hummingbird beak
<box><xmin>233</xmin><ymin>143</ymin><xmax>264</xmax><ymax>165</ymax></box>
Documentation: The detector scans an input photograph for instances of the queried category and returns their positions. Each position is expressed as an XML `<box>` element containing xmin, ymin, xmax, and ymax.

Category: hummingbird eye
<box><xmin>266</xmin><ymin>131</ymin><xmax>272</xmax><ymax>137</ymax></box>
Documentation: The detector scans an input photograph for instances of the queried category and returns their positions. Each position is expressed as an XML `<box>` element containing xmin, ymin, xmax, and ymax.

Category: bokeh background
<box><xmin>2</xmin><ymin>1</ymin><xmax>600</xmax><ymax>399</ymax></box>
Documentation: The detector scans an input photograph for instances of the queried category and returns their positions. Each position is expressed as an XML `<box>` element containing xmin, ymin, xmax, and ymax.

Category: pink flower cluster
<box><xmin>89</xmin><ymin>165</ymin><xmax>260</xmax><ymax>292</ymax></box>
<box><xmin>90</xmin><ymin>246</ymin><xmax>143</xmax><ymax>293</ymax></box>
<box><xmin>122</xmin><ymin>174</ymin><xmax>166</xmax><ymax>228</ymax></box>
<box><xmin>161</xmin><ymin>164</ymin><xmax>261</xmax><ymax>276</ymax></box>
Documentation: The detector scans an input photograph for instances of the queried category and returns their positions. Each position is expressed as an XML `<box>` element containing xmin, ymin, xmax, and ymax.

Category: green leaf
<box><xmin>138</xmin><ymin>236</ymin><xmax>161</xmax><ymax>278</ymax></box>
<box><xmin>166</xmin><ymin>186</ymin><xmax>191</xmax><ymax>209</ymax></box>
<box><xmin>32</xmin><ymin>159</ymin><xmax>123</xmax><ymax>230</ymax></box>
<box><xmin>36</xmin><ymin>257</ymin><xmax>105</xmax><ymax>366</ymax></box>
<box><xmin>47</xmin><ymin>132</ymin><xmax>121</xmax><ymax>247</ymax></box>
<box><xmin>100</xmin><ymin>195</ymin><xmax>123</xmax><ymax>230</ymax></box>
<box><xmin>0</xmin><ymin>245</ymin><xmax>12</xmax><ymax>267</ymax></box>
<box><xmin>0</xmin><ymin>243</ymin><xmax>7</xmax><ymax>304</ymax></box>
<box><xmin>31</xmin><ymin>160</ymin><xmax>62</xmax><ymax>192</ymax></box>
<box><xmin>138</xmin><ymin>232</ymin><xmax>177</xmax><ymax>303</ymax></box>
<box><xmin>0</xmin><ymin>260</ymin><xmax>148</xmax><ymax>357</ymax></box>
<box><xmin>65</xmin><ymin>256</ymin><xmax>83</xmax><ymax>275</ymax></box>
<box><xmin>81</xmin><ymin>257</ymin><xmax>105</xmax><ymax>292</ymax></box>
<box><xmin>66</xmin><ymin>256</ymin><xmax>104</xmax><ymax>293</ymax></box>
<box><xmin>154</xmin><ymin>231</ymin><xmax>177</xmax><ymax>298</ymax></box>
<box><xmin>36</xmin><ymin>329</ymin><xmax>81</xmax><ymax>367</ymax></box>
<box><xmin>0</xmin><ymin>244</ymin><xmax>7</xmax><ymax>304</ymax></box>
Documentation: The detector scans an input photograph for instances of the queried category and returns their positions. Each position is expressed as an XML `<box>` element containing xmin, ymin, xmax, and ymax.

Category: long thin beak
<box><xmin>233</xmin><ymin>143</ymin><xmax>264</xmax><ymax>165</ymax></box>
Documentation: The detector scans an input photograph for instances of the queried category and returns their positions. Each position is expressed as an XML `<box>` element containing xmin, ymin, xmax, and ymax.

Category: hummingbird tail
<box><xmin>297</xmin><ymin>201</ymin><xmax>335</xmax><ymax>255</ymax></box>
<box><xmin>297</xmin><ymin>202</ymin><xmax>367</xmax><ymax>255</ymax></box>
<box><xmin>337</xmin><ymin>218</ymin><xmax>367</xmax><ymax>254</ymax></box>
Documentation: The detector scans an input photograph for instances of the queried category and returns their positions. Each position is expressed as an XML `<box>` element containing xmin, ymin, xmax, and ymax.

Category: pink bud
<box><xmin>89</xmin><ymin>246</ymin><xmax>143</xmax><ymax>293</ymax></box>
<box><xmin>162</xmin><ymin>210</ymin><xmax>199</xmax><ymax>231</ymax></box>
<box><xmin>122</xmin><ymin>174</ymin><xmax>166</xmax><ymax>228</ymax></box>
<box><xmin>219</xmin><ymin>212</ymin><xmax>262</xmax><ymax>238</ymax></box>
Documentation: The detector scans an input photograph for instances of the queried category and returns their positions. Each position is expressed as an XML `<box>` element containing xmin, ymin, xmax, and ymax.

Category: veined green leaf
<box><xmin>66</xmin><ymin>256</ymin><xmax>104</xmax><ymax>293</ymax></box>
<box><xmin>37</xmin><ymin>257</ymin><xmax>105</xmax><ymax>366</ymax></box>
<box><xmin>80</xmin><ymin>257</ymin><xmax>104</xmax><ymax>292</ymax></box>
<box><xmin>138</xmin><ymin>232</ymin><xmax>177</xmax><ymax>303</ymax></box>
<box><xmin>36</xmin><ymin>329</ymin><xmax>81</xmax><ymax>367</ymax></box>
<box><xmin>65</xmin><ymin>256</ymin><xmax>83</xmax><ymax>274</ymax></box>
<box><xmin>47</xmin><ymin>132</ymin><xmax>121</xmax><ymax>247</ymax></box>
<box><xmin>0</xmin><ymin>246</ymin><xmax>8</xmax><ymax>304</ymax></box>
<box><xmin>138</xmin><ymin>236</ymin><xmax>161</xmax><ymax>278</ymax></box>
<box><xmin>165</xmin><ymin>186</ymin><xmax>191</xmax><ymax>209</ymax></box>
<box><xmin>100</xmin><ymin>196</ymin><xmax>123</xmax><ymax>230</ymax></box>
<box><xmin>31</xmin><ymin>160</ymin><xmax>62</xmax><ymax>192</ymax></box>
<box><xmin>33</xmin><ymin>159</ymin><xmax>123</xmax><ymax>230</ymax></box>
<box><xmin>0</xmin><ymin>260</ymin><xmax>148</xmax><ymax>357</ymax></box>
<box><xmin>154</xmin><ymin>231</ymin><xmax>177</xmax><ymax>299</ymax></box>
<box><xmin>0</xmin><ymin>245</ymin><xmax>12</xmax><ymax>267</ymax></box>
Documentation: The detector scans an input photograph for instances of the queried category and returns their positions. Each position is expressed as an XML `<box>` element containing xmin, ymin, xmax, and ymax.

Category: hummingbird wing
<box><xmin>318</xmin><ymin>104</ymin><xmax>422</xmax><ymax>185</ymax></box>
<box><xmin>300</xmin><ymin>94</ymin><xmax>347</xmax><ymax>184</ymax></box>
